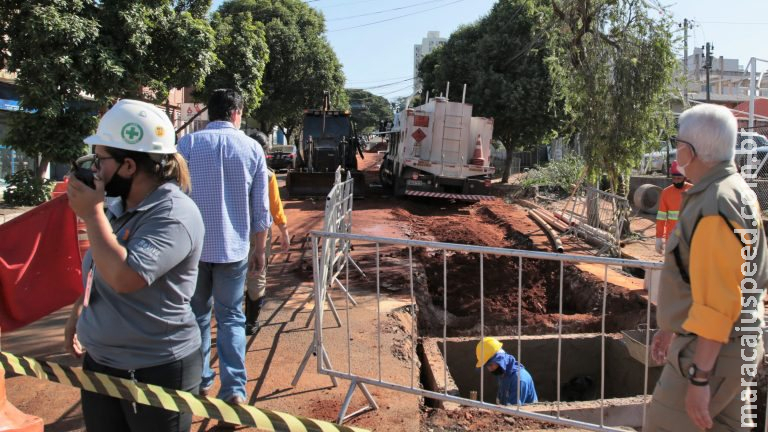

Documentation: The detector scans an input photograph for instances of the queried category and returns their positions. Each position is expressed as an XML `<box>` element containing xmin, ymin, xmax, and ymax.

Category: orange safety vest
<box><xmin>655</xmin><ymin>182</ymin><xmax>692</xmax><ymax>240</ymax></box>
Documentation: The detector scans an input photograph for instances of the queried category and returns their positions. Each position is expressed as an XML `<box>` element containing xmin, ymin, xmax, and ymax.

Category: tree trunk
<box><xmin>36</xmin><ymin>156</ymin><xmax>50</xmax><ymax>179</ymax></box>
<box><xmin>502</xmin><ymin>142</ymin><xmax>515</xmax><ymax>183</ymax></box>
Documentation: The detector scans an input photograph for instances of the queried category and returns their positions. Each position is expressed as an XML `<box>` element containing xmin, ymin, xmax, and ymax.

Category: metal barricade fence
<box><xmin>738</xmin><ymin>126</ymin><xmax>768</xmax><ymax>215</ymax></box>
<box><xmin>307</xmin><ymin>230</ymin><xmax>681</xmax><ymax>431</ymax></box>
<box><xmin>561</xmin><ymin>187</ymin><xmax>630</xmax><ymax>256</ymax></box>
<box><xmin>293</xmin><ymin>168</ymin><xmax>366</xmax><ymax>388</ymax></box>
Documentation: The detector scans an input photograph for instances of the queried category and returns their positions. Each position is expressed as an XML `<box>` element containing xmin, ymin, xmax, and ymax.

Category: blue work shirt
<box><xmin>490</xmin><ymin>349</ymin><xmax>538</xmax><ymax>405</ymax></box>
<box><xmin>178</xmin><ymin>121</ymin><xmax>271</xmax><ymax>263</ymax></box>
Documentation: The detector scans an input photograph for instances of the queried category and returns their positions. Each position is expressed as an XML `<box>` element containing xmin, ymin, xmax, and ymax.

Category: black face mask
<box><xmin>673</xmin><ymin>181</ymin><xmax>685</xmax><ymax>189</ymax></box>
<box><xmin>491</xmin><ymin>367</ymin><xmax>505</xmax><ymax>376</ymax></box>
<box><xmin>104</xmin><ymin>162</ymin><xmax>133</xmax><ymax>199</ymax></box>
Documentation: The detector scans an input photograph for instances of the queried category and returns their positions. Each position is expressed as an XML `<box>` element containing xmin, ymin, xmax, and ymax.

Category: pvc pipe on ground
<box><xmin>528</xmin><ymin>210</ymin><xmax>564</xmax><ymax>253</ymax></box>
<box><xmin>530</xmin><ymin>209</ymin><xmax>569</xmax><ymax>233</ymax></box>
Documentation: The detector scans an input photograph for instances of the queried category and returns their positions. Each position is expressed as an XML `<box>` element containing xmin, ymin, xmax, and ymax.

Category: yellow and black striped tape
<box><xmin>1</xmin><ymin>351</ymin><xmax>368</xmax><ymax>432</ymax></box>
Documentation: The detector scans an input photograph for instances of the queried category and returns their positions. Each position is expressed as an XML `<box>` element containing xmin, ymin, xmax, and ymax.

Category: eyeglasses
<box><xmin>671</xmin><ymin>136</ymin><xmax>697</xmax><ymax>156</ymax></box>
<box><xmin>93</xmin><ymin>155</ymin><xmax>116</xmax><ymax>169</ymax></box>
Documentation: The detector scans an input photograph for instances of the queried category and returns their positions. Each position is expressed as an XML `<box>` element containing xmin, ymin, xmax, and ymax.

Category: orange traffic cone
<box><xmin>0</xmin><ymin>330</ymin><xmax>44</xmax><ymax>432</ymax></box>
<box><xmin>470</xmin><ymin>134</ymin><xmax>485</xmax><ymax>166</ymax></box>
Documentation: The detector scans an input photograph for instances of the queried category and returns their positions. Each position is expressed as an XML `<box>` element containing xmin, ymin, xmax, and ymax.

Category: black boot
<box><xmin>245</xmin><ymin>297</ymin><xmax>263</xmax><ymax>336</ymax></box>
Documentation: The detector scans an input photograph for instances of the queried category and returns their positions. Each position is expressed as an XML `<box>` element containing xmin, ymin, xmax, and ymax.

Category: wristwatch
<box><xmin>687</xmin><ymin>363</ymin><xmax>711</xmax><ymax>386</ymax></box>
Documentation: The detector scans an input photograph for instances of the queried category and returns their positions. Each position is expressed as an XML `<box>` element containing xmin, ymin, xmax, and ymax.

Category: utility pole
<box><xmin>680</xmin><ymin>19</ymin><xmax>693</xmax><ymax>104</ymax></box>
<box><xmin>703</xmin><ymin>42</ymin><xmax>714</xmax><ymax>102</ymax></box>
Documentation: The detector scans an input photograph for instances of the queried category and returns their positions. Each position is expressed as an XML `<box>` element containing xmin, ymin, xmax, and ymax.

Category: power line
<box><xmin>377</xmin><ymin>84</ymin><xmax>415</xmax><ymax>97</ymax></box>
<box><xmin>317</xmin><ymin>0</ymin><xmax>383</xmax><ymax>10</ymax></box>
<box><xmin>347</xmin><ymin>74</ymin><xmax>414</xmax><ymax>84</ymax></box>
<box><xmin>327</xmin><ymin>0</ymin><xmax>468</xmax><ymax>32</ymax></box>
<box><xmin>328</xmin><ymin>0</ymin><xmax>450</xmax><ymax>22</ymax></box>
<box><xmin>697</xmin><ymin>21</ymin><xmax>768</xmax><ymax>25</ymax></box>
<box><xmin>356</xmin><ymin>78</ymin><xmax>415</xmax><ymax>91</ymax></box>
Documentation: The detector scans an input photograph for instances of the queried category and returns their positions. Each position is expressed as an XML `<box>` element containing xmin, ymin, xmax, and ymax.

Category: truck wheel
<box><xmin>379</xmin><ymin>162</ymin><xmax>391</xmax><ymax>189</ymax></box>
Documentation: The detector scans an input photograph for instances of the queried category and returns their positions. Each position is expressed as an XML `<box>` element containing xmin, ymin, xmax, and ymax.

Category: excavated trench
<box><xmin>385</xmin><ymin>200</ymin><xmax>664</xmax><ymax>428</ymax></box>
<box><xmin>389</xmin><ymin>201</ymin><xmax>652</xmax><ymax>338</ymax></box>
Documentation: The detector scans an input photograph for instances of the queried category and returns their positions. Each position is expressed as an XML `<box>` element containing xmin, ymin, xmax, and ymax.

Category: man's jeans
<box><xmin>191</xmin><ymin>259</ymin><xmax>248</xmax><ymax>401</ymax></box>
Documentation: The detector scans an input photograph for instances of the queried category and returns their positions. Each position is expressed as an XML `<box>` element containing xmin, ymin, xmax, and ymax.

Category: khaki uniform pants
<box><xmin>646</xmin><ymin>334</ymin><xmax>764</xmax><ymax>432</ymax></box>
<box><xmin>246</xmin><ymin>228</ymin><xmax>271</xmax><ymax>301</ymax></box>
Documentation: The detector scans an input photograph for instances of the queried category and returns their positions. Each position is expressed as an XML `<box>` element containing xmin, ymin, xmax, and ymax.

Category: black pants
<box><xmin>81</xmin><ymin>350</ymin><xmax>202</xmax><ymax>432</ymax></box>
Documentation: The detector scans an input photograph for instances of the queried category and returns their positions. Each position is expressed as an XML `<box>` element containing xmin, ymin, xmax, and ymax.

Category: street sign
<box><xmin>180</xmin><ymin>103</ymin><xmax>208</xmax><ymax>122</ymax></box>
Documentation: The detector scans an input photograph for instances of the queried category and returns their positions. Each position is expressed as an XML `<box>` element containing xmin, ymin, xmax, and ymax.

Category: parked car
<box><xmin>640</xmin><ymin>141</ymin><xmax>675</xmax><ymax>174</ymax></box>
<box><xmin>642</xmin><ymin>133</ymin><xmax>768</xmax><ymax>176</ymax></box>
<box><xmin>267</xmin><ymin>145</ymin><xmax>296</xmax><ymax>171</ymax></box>
<box><xmin>735</xmin><ymin>132</ymin><xmax>768</xmax><ymax>177</ymax></box>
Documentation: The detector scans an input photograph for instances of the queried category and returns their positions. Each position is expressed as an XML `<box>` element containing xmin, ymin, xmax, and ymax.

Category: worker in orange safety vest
<box><xmin>655</xmin><ymin>160</ymin><xmax>693</xmax><ymax>254</ymax></box>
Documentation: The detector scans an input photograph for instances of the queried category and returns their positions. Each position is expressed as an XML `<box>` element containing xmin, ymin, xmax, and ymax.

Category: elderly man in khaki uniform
<box><xmin>648</xmin><ymin>104</ymin><xmax>766</xmax><ymax>431</ymax></box>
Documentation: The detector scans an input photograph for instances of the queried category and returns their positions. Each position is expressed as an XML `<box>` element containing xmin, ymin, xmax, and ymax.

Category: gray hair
<box><xmin>678</xmin><ymin>103</ymin><xmax>736</xmax><ymax>163</ymax></box>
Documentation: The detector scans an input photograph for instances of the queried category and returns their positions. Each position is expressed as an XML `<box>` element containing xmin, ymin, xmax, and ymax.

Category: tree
<box><xmin>216</xmin><ymin>0</ymin><xmax>347</xmax><ymax>141</ymax></box>
<box><xmin>200</xmin><ymin>11</ymin><xmax>269</xmax><ymax>114</ymax></box>
<box><xmin>547</xmin><ymin>0</ymin><xmax>677</xmax><ymax>192</ymax></box>
<box><xmin>419</xmin><ymin>0</ymin><xmax>565</xmax><ymax>183</ymax></box>
<box><xmin>88</xmin><ymin>0</ymin><xmax>216</xmax><ymax>102</ymax></box>
<box><xmin>0</xmin><ymin>0</ymin><xmax>217</xmax><ymax>177</ymax></box>
<box><xmin>346</xmin><ymin>89</ymin><xmax>392</xmax><ymax>133</ymax></box>
<box><xmin>0</xmin><ymin>0</ymin><xmax>101</xmax><ymax>176</ymax></box>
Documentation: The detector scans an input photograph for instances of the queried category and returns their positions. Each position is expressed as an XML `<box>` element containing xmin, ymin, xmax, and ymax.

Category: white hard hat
<box><xmin>84</xmin><ymin>99</ymin><xmax>176</xmax><ymax>154</ymax></box>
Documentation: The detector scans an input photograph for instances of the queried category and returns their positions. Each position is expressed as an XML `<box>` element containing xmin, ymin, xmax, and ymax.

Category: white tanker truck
<box><xmin>378</xmin><ymin>95</ymin><xmax>496</xmax><ymax>201</ymax></box>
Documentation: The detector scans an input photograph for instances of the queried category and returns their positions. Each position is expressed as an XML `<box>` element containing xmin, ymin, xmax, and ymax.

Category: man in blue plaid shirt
<box><xmin>178</xmin><ymin>89</ymin><xmax>271</xmax><ymax>407</ymax></box>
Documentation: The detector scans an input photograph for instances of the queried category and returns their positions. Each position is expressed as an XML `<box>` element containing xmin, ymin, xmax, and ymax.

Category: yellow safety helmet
<box><xmin>84</xmin><ymin>99</ymin><xmax>176</xmax><ymax>154</ymax></box>
<box><xmin>475</xmin><ymin>337</ymin><xmax>503</xmax><ymax>368</ymax></box>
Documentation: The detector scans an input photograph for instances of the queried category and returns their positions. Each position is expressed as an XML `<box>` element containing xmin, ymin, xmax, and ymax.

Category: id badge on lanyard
<box><xmin>83</xmin><ymin>263</ymin><xmax>94</xmax><ymax>307</ymax></box>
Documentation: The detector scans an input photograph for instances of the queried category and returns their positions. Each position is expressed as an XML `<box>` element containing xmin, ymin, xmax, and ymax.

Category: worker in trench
<box><xmin>475</xmin><ymin>337</ymin><xmax>538</xmax><ymax>405</ymax></box>
<box><xmin>655</xmin><ymin>160</ymin><xmax>693</xmax><ymax>254</ymax></box>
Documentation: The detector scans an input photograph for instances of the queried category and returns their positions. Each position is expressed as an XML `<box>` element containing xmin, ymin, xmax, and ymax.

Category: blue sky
<box><xmin>211</xmin><ymin>0</ymin><xmax>768</xmax><ymax>100</ymax></box>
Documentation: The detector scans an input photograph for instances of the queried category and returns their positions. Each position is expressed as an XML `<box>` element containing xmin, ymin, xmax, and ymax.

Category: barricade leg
<box><xmin>325</xmin><ymin>291</ymin><xmax>342</xmax><ymax>327</ymax></box>
<box><xmin>337</xmin><ymin>380</ymin><xmax>378</xmax><ymax>425</ymax></box>
<box><xmin>292</xmin><ymin>336</ymin><xmax>338</xmax><ymax>388</ymax></box>
<box><xmin>332</xmin><ymin>276</ymin><xmax>358</xmax><ymax>306</ymax></box>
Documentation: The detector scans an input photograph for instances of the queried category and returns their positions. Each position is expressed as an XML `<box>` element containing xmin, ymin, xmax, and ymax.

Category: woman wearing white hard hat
<box><xmin>64</xmin><ymin>99</ymin><xmax>205</xmax><ymax>431</ymax></box>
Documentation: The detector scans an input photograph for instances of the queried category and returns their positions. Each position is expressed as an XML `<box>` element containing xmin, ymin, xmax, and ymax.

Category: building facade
<box><xmin>413</xmin><ymin>31</ymin><xmax>447</xmax><ymax>94</ymax></box>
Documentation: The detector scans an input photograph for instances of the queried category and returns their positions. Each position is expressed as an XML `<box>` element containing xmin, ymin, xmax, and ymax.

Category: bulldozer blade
<box><xmin>286</xmin><ymin>172</ymin><xmax>366</xmax><ymax>198</ymax></box>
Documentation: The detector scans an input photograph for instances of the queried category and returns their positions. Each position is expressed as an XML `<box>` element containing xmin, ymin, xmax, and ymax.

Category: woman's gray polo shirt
<box><xmin>77</xmin><ymin>182</ymin><xmax>205</xmax><ymax>370</ymax></box>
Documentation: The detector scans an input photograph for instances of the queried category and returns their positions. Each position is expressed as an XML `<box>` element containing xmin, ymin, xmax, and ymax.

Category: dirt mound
<box><xmin>421</xmin><ymin>407</ymin><xmax>565</xmax><ymax>431</ymax></box>
<box><xmin>392</xmin><ymin>200</ymin><xmax>651</xmax><ymax>337</ymax></box>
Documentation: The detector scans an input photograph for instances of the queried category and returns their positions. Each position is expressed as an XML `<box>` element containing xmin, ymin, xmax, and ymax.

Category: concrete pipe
<box><xmin>633</xmin><ymin>184</ymin><xmax>663</xmax><ymax>215</ymax></box>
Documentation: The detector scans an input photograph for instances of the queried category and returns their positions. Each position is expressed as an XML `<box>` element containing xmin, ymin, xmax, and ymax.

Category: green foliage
<box><xmin>3</xmin><ymin>169</ymin><xmax>55</xmax><ymax>206</ymax></box>
<box><xmin>3</xmin><ymin>107</ymin><xmax>96</xmax><ymax>167</ymax></box>
<box><xmin>88</xmin><ymin>1</ymin><xmax>216</xmax><ymax>102</ymax></box>
<box><xmin>418</xmin><ymin>0</ymin><xmax>566</xmax><ymax>183</ymax></box>
<box><xmin>519</xmin><ymin>155</ymin><xmax>585</xmax><ymax>193</ymax></box>
<box><xmin>200</xmin><ymin>11</ymin><xmax>269</xmax><ymax>114</ymax></box>
<box><xmin>547</xmin><ymin>0</ymin><xmax>677</xmax><ymax>192</ymax></box>
<box><xmin>0</xmin><ymin>0</ymin><xmax>217</xmax><ymax>179</ymax></box>
<box><xmin>216</xmin><ymin>0</ymin><xmax>347</xmax><ymax>139</ymax></box>
<box><xmin>346</xmin><ymin>89</ymin><xmax>392</xmax><ymax>133</ymax></box>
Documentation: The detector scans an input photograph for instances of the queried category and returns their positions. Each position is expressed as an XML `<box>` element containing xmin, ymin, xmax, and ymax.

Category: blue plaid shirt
<box><xmin>178</xmin><ymin>121</ymin><xmax>271</xmax><ymax>263</ymax></box>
